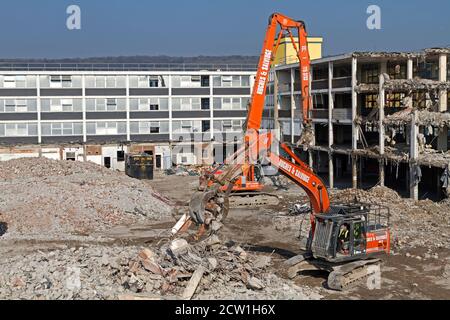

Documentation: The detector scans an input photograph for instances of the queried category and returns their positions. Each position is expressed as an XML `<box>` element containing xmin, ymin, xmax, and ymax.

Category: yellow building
<box><xmin>273</xmin><ymin>36</ymin><xmax>323</xmax><ymax>65</ymax></box>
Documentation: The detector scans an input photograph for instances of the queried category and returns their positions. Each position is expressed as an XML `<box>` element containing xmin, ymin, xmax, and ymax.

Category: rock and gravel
<box><xmin>331</xmin><ymin>186</ymin><xmax>450</xmax><ymax>249</ymax></box>
<box><xmin>0</xmin><ymin>240</ymin><xmax>322</xmax><ymax>300</ymax></box>
<box><xmin>0</xmin><ymin>158</ymin><xmax>173</xmax><ymax>238</ymax></box>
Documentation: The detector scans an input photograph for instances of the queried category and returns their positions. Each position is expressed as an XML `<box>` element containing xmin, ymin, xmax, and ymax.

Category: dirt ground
<box><xmin>148</xmin><ymin>173</ymin><xmax>450</xmax><ymax>300</ymax></box>
<box><xmin>0</xmin><ymin>166</ymin><xmax>449</xmax><ymax>300</ymax></box>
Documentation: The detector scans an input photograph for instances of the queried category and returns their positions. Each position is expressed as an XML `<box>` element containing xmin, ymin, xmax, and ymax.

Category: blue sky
<box><xmin>0</xmin><ymin>0</ymin><xmax>449</xmax><ymax>58</ymax></box>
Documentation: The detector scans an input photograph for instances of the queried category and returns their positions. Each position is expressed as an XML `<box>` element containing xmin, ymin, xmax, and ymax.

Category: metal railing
<box><xmin>0</xmin><ymin>62</ymin><xmax>257</xmax><ymax>72</ymax></box>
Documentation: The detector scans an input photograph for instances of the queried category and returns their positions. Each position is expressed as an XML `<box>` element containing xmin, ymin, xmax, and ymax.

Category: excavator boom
<box><xmin>247</xmin><ymin>13</ymin><xmax>312</xmax><ymax>130</ymax></box>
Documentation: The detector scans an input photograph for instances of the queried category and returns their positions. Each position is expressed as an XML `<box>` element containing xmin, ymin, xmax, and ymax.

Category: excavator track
<box><xmin>327</xmin><ymin>259</ymin><xmax>381</xmax><ymax>291</ymax></box>
<box><xmin>228</xmin><ymin>192</ymin><xmax>280</xmax><ymax>208</ymax></box>
<box><xmin>285</xmin><ymin>254</ymin><xmax>382</xmax><ymax>291</ymax></box>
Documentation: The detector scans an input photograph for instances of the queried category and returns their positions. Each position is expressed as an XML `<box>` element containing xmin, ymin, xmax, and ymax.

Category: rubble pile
<box><xmin>385</xmin><ymin>110</ymin><xmax>450</xmax><ymax>127</ymax></box>
<box><xmin>0</xmin><ymin>158</ymin><xmax>173</xmax><ymax>238</ymax></box>
<box><xmin>331</xmin><ymin>186</ymin><xmax>450</xmax><ymax>249</ymax></box>
<box><xmin>384</xmin><ymin>79</ymin><xmax>450</xmax><ymax>92</ymax></box>
<box><xmin>0</xmin><ymin>239</ymin><xmax>322</xmax><ymax>300</ymax></box>
<box><xmin>164</xmin><ymin>165</ymin><xmax>204</xmax><ymax>176</ymax></box>
<box><xmin>119</xmin><ymin>237</ymin><xmax>321</xmax><ymax>300</ymax></box>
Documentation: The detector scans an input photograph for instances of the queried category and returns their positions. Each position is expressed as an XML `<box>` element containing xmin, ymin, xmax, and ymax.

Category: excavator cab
<box><xmin>310</xmin><ymin>203</ymin><xmax>390</xmax><ymax>263</ymax></box>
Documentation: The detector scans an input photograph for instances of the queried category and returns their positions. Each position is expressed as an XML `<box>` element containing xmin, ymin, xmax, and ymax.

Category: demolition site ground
<box><xmin>0</xmin><ymin>158</ymin><xmax>449</xmax><ymax>300</ymax></box>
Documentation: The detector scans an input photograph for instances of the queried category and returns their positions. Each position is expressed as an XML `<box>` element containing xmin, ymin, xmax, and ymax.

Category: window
<box><xmin>414</xmin><ymin>62</ymin><xmax>439</xmax><ymax>80</ymax></box>
<box><xmin>172</xmin><ymin>97</ymin><xmax>204</xmax><ymax>111</ymax></box>
<box><xmin>130</xmin><ymin>121</ymin><xmax>169</xmax><ymax>134</ymax></box>
<box><xmin>386</xmin><ymin>93</ymin><xmax>405</xmax><ymax>108</ymax></box>
<box><xmin>387</xmin><ymin>63</ymin><xmax>407</xmax><ymax>80</ymax></box>
<box><xmin>313</xmin><ymin>68</ymin><xmax>327</xmax><ymax>80</ymax></box>
<box><xmin>149</xmin><ymin>76</ymin><xmax>159</xmax><ymax>87</ymax></box>
<box><xmin>0</xmin><ymin>99</ymin><xmax>37</xmax><ymax>113</ymax></box>
<box><xmin>85</xmin><ymin>76</ymin><xmax>125</xmax><ymax>88</ymax></box>
<box><xmin>361</xmin><ymin>64</ymin><xmax>379</xmax><ymax>84</ymax></box>
<box><xmin>41</xmin><ymin>99</ymin><xmax>81</xmax><ymax>112</ymax></box>
<box><xmin>213</xmin><ymin>120</ymin><xmax>244</xmax><ymax>132</ymax></box>
<box><xmin>172</xmin><ymin>120</ymin><xmax>202</xmax><ymax>133</ymax></box>
<box><xmin>41</xmin><ymin>122</ymin><xmax>82</xmax><ymax>136</ymax></box>
<box><xmin>0</xmin><ymin>123</ymin><xmax>37</xmax><ymax>137</ymax></box>
<box><xmin>413</xmin><ymin>92</ymin><xmax>427</xmax><ymax>109</ymax></box>
<box><xmin>222</xmin><ymin>76</ymin><xmax>232</xmax><ymax>87</ymax></box>
<box><xmin>201</xmin><ymin>76</ymin><xmax>210</xmax><ymax>87</ymax></box>
<box><xmin>86</xmin><ymin>98</ymin><xmax>126</xmax><ymax>112</ymax></box>
<box><xmin>1</xmin><ymin>75</ymin><xmax>35</xmax><ymax>88</ymax></box>
<box><xmin>3</xmin><ymin>76</ymin><xmax>16</xmax><ymax>88</ymax></box>
<box><xmin>201</xmin><ymin>98</ymin><xmax>210</xmax><ymax>110</ymax></box>
<box><xmin>213</xmin><ymin>97</ymin><xmax>248</xmax><ymax>110</ymax></box>
<box><xmin>50</xmin><ymin>75</ymin><xmax>72</xmax><ymax>88</ymax></box>
<box><xmin>364</xmin><ymin>94</ymin><xmax>378</xmax><ymax>108</ymax></box>
<box><xmin>86</xmin><ymin>122</ymin><xmax>126</xmax><ymax>135</ymax></box>
<box><xmin>150</xmin><ymin>122</ymin><xmax>160</xmax><ymax>133</ymax></box>
<box><xmin>212</xmin><ymin>75</ymin><xmax>250</xmax><ymax>87</ymax></box>
<box><xmin>241</xmin><ymin>76</ymin><xmax>250</xmax><ymax>87</ymax></box>
<box><xmin>192</xmin><ymin>98</ymin><xmax>201</xmax><ymax>110</ymax></box>
<box><xmin>117</xmin><ymin>150</ymin><xmax>125</xmax><ymax>162</ymax></box>
<box><xmin>150</xmin><ymin>98</ymin><xmax>159</xmax><ymax>111</ymax></box>
<box><xmin>202</xmin><ymin>120</ymin><xmax>210</xmax><ymax>132</ymax></box>
<box><xmin>106</xmin><ymin>98</ymin><xmax>117</xmax><ymax>111</ymax></box>
<box><xmin>213</xmin><ymin>76</ymin><xmax>221</xmax><ymax>87</ymax></box>
<box><xmin>106</xmin><ymin>76</ymin><xmax>116</xmax><ymax>88</ymax></box>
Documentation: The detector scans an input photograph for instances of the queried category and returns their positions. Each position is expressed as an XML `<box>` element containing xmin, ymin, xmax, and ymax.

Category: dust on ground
<box><xmin>0</xmin><ymin>160</ymin><xmax>449</xmax><ymax>300</ymax></box>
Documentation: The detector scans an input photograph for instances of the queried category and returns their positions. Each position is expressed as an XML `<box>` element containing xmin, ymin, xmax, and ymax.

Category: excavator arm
<box><xmin>171</xmin><ymin>13</ymin><xmax>328</xmax><ymax>239</ymax></box>
<box><xmin>247</xmin><ymin>13</ymin><xmax>312</xmax><ymax>130</ymax></box>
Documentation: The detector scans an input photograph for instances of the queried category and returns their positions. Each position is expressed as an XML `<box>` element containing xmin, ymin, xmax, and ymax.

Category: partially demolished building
<box><xmin>264</xmin><ymin>48</ymin><xmax>450</xmax><ymax>200</ymax></box>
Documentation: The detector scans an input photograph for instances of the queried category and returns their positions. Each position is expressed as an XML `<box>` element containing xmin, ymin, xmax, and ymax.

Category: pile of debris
<box><xmin>120</xmin><ymin>236</ymin><xmax>321</xmax><ymax>300</ymax></box>
<box><xmin>164</xmin><ymin>165</ymin><xmax>205</xmax><ymax>177</ymax></box>
<box><xmin>0</xmin><ymin>238</ymin><xmax>322</xmax><ymax>300</ymax></box>
<box><xmin>331</xmin><ymin>186</ymin><xmax>450</xmax><ymax>249</ymax></box>
<box><xmin>385</xmin><ymin>110</ymin><xmax>450</xmax><ymax>127</ymax></box>
<box><xmin>0</xmin><ymin>157</ymin><xmax>173</xmax><ymax>238</ymax></box>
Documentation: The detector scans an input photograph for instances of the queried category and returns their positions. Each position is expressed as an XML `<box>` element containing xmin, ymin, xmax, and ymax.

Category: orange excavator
<box><xmin>172</xmin><ymin>13</ymin><xmax>391</xmax><ymax>290</ymax></box>
<box><xmin>198</xmin><ymin>13</ymin><xmax>315</xmax><ymax>207</ymax></box>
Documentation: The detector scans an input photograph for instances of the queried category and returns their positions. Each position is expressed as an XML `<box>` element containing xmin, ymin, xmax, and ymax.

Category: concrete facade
<box><xmin>265</xmin><ymin>48</ymin><xmax>450</xmax><ymax>201</ymax></box>
<box><xmin>0</xmin><ymin>63</ymin><xmax>255</xmax><ymax>170</ymax></box>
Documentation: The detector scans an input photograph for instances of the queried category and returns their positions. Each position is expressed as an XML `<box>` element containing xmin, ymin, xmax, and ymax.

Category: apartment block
<box><xmin>0</xmin><ymin>63</ymin><xmax>255</xmax><ymax>169</ymax></box>
<box><xmin>264</xmin><ymin>48</ymin><xmax>450</xmax><ymax>201</ymax></box>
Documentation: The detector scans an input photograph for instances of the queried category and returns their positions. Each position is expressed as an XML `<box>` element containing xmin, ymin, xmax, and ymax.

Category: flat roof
<box><xmin>0</xmin><ymin>62</ymin><xmax>257</xmax><ymax>72</ymax></box>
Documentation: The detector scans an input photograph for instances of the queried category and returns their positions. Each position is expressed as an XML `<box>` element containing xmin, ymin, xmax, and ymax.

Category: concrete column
<box><xmin>439</xmin><ymin>54</ymin><xmax>448</xmax><ymax>112</ymax></box>
<box><xmin>352</xmin><ymin>155</ymin><xmax>358</xmax><ymax>189</ymax></box>
<box><xmin>351</xmin><ymin>57</ymin><xmax>358</xmax><ymax>188</ymax></box>
<box><xmin>168</xmin><ymin>75</ymin><xmax>173</xmax><ymax>141</ymax></box>
<box><xmin>125</xmin><ymin>75</ymin><xmax>130</xmax><ymax>141</ymax></box>
<box><xmin>438</xmin><ymin>54</ymin><xmax>448</xmax><ymax>150</ymax></box>
<box><xmin>209</xmin><ymin>75</ymin><xmax>214</xmax><ymax>141</ymax></box>
<box><xmin>351</xmin><ymin>57</ymin><xmax>358</xmax><ymax>150</ymax></box>
<box><xmin>290</xmin><ymin>68</ymin><xmax>295</xmax><ymax>144</ymax></box>
<box><xmin>36</xmin><ymin>74</ymin><xmax>41</xmax><ymax>144</ymax></box>
<box><xmin>308</xmin><ymin>150</ymin><xmax>314</xmax><ymax>169</ymax></box>
<box><xmin>273</xmin><ymin>70</ymin><xmax>280</xmax><ymax>140</ymax></box>
<box><xmin>379</xmin><ymin>74</ymin><xmax>386</xmax><ymax>186</ymax></box>
<box><xmin>410</xmin><ymin>111</ymin><xmax>419</xmax><ymax>200</ymax></box>
<box><xmin>407</xmin><ymin>58</ymin><xmax>413</xmax><ymax>80</ymax></box>
<box><xmin>82</xmin><ymin>75</ymin><xmax>86</xmax><ymax>143</ymax></box>
<box><xmin>328</xmin><ymin>62</ymin><xmax>334</xmax><ymax>188</ymax></box>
